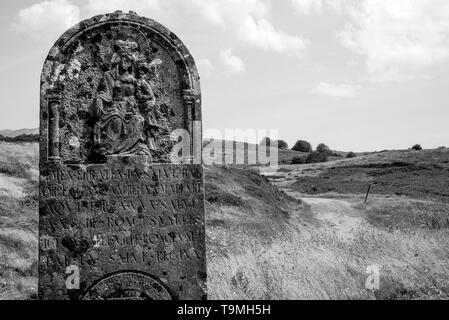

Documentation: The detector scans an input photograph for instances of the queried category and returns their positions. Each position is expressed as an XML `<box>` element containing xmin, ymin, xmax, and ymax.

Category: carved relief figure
<box><xmin>91</xmin><ymin>39</ymin><xmax>161</xmax><ymax>159</ymax></box>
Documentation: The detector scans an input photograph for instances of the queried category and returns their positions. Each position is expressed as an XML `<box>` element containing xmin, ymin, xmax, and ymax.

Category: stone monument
<box><xmin>38</xmin><ymin>11</ymin><xmax>206</xmax><ymax>300</ymax></box>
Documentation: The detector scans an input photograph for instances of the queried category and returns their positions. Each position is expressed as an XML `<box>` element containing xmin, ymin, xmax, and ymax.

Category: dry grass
<box><xmin>207</xmin><ymin>217</ymin><xmax>449</xmax><ymax>299</ymax></box>
<box><xmin>0</xmin><ymin>142</ymin><xmax>38</xmax><ymax>300</ymax></box>
<box><xmin>0</xmin><ymin>142</ymin><xmax>38</xmax><ymax>181</ymax></box>
<box><xmin>358</xmin><ymin>197</ymin><xmax>449</xmax><ymax>231</ymax></box>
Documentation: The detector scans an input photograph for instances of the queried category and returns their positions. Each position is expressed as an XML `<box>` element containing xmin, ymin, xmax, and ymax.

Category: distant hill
<box><xmin>203</xmin><ymin>138</ymin><xmax>307</xmax><ymax>165</ymax></box>
<box><xmin>0</xmin><ymin>128</ymin><xmax>38</xmax><ymax>137</ymax></box>
<box><xmin>265</xmin><ymin>147</ymin><xmax>449</xmax><ymax>203</ymax></box>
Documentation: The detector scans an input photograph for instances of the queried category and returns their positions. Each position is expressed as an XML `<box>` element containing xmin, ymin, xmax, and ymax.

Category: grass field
<box><xmin>0</xmin><ymin>142</ymin><xmax>38</xmax><ymax>299</ymax></box>
<box><xmin>0</xmin><ymin>143</ymin><xmax>448</xmax><ymax>299</ymax></box>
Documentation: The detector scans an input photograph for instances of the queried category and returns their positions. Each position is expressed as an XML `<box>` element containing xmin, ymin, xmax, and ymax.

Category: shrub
<box><xmin>205</xmin><ymin>183</ymin><xmax>247</xmax><ymax>207</ymax></box>
<box><xmin>316</xmin><ymin>143</ymin><xmax>331</xmax><ymax>154</ymax></box>
<box><xmin>305</xmin><ymin>151</ymin><xmax>328</xmax><ymax>163</ymax></box>
<box><xmin>412</xmin><ymin>144</ymin><xmax>422</xmax><ymax>151</ymax></box>
<box><xmin>346</xmin><ymin>151</ymin><xmax>357</xmax><ymax>158</ymax></box>
<box><xmin>292</xmin><ymin>140</ymin><xmax>312</xmax><ymax>152</ymax></box>
<box><xmin>291</xmin><ymin>156</ymin><xmax>305</xmax><ymax>164</ymax></box>
<box><xmin>274</xmin><ymin>140</ymin><xmax>289</xmax><ymax>150</ymax></box>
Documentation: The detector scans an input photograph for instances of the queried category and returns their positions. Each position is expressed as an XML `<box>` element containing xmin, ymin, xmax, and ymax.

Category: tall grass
<box><xmin>0</xmin><ymin>142</ymin><xmax>38</xmax><ymax>300</ymax></box>
<box><xmin>359</xmin><ymin>198</ymin><xmax>449</xmax><ymax>230</ymax></box>
<box><xmin>207</xmin><ymin>218</ymin><xmax>449</xmax><ymax>299</ymax></box>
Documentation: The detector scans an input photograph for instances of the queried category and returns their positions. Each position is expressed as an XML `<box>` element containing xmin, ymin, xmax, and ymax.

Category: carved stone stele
<box><xmin>39</xmin><ymin>11</ymin><xmax>206</xmax><ymax>300</ymax></box>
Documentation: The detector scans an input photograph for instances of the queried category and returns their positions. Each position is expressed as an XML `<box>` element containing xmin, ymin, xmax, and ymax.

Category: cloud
<box><xmin>197</xmin><ymin>59</ymin><xmax>215</xmax><ymax>78</ymax></box>
<box><xmin>313</xmin><ymin>82</ymin><xmax>361</xmax><ymax>98</ymax></box>
<box><xmin>85</xmin><ymin>0</ymin><xmax>161</xmax><ymax>18</ymax></box>
<box><xmin>290</xmin><ymin>0</ymin><xmax>345</xmax><ymax>15</ymax></box>
<box><xmin>238</xmin><ymin>16</ymin><xmax>309</xmax><ymax>57</ymax></box>
<box><xmin>290</xmin><ymin>0</ymin><xmax>323</xmax><ymax>15</ymax></box>
<box><xmin>289</xmin><ymin>0</ymin><xmax>449</xmax><ymax>81</ymax></box>
<box><xmin>84</xmin><ymin>0</ymin><xmax>308</xmax><ymax>58</ymax></box>
<box><xmin>337</xmin><ymin>0</ymin><xmax>449</xmax><ymax>82</ymax></box>
<box><xmin>219</xmin><ymin>49</ymin><xmax>246</xmax><ymax>75</ymax></box>
<box><xmin>12</xmin><ymin>0</ymin><xmax>310</xmax><ymax>60</ymax></box>
<box><xmin>12</xmin><ymin>0</ymin><xmax>80</xmax><ymax>42</ymax></box>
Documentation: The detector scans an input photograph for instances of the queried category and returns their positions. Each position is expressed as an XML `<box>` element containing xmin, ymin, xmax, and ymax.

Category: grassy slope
<box><xmin>203</xmin><ymin>139</ymin><xmax>307</xmax><ymax>165</ymax></box>
<box><xmin>204</xmin><ymin>165</ymin><xmax>318</xmax><ymax>299</ymax></box>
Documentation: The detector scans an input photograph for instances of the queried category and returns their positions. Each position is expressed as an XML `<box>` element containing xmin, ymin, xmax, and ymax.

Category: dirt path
<box><xmin>284</xmin><ymin>190</ymin><xmax>363</xmax><ymax>241</ymax></box>
<box><xmin>260</xmin><ymin>168</ymin><xmax>364</xmax><ymax>241</ymax></box>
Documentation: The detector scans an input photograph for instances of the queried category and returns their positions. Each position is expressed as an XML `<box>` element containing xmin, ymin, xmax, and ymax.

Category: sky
<box><xmin>0</xmin><ymin>0</ymin><xmax>448</xmax><ymax>152</ymax></box>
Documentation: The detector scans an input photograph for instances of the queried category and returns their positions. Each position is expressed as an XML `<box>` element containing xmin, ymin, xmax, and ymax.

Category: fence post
<box><xmin>364</xmin><ymin>183</ymin><xmax>372</xmax><ymax>204</ymax></box>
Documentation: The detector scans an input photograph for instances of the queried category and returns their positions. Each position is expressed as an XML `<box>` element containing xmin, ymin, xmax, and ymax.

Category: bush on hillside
<box><xmin>205</xmin><ymin>182</ymin><xmax>247</xmax><ymax>207</ymax></box>
<box><xmin>346</xmin><ymin>151</ymin><xmax>357</xmax><ymax>158</ymax></box>
<box><xmin>292</xmin><ymin>140</ymin><xmax>312</xmax><ymax>152</ymax></box>
<box><xmin>291</xmin><ymin>156</ymin><xmax>306</xmax><ymax>164</ymax></box>
<box><xmin>412</xmin><ymin>144</ymin><xmax>422</xmax><ymax>151</ymax></box>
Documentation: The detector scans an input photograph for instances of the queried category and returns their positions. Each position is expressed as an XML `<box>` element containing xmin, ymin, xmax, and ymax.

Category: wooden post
<box><xmin>364</xmin><ymin>183</ymin><xmax>372</xmax><ymax>204</ymax></box>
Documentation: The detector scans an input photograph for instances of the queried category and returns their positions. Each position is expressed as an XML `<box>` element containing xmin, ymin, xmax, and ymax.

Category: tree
<box><xmin>274</xmin><ymin>140</ymin><xmax>289</xmax><ymax>150</ymax></box>
<box><xmin>316</xmin><ymin>143</ymin><xmax>331</xmax><ymax>154</ymax></box>
<box><xmin>292</xmin><ymin>140</ymin><xmax>312</xmax><ymax>152</ymax></box>
<box><xmin>412</xmin><ymin>144</ymin><xmax>422</xmax><ymax>151</ymax></box>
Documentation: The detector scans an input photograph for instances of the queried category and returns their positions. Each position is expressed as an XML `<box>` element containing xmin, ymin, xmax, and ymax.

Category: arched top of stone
<box><xmin>39</xmin><ymin>11</ymin><xmax>202</xmax><ymax>164</ymax></box>
<box><xmin>41</xmin><ymin>10</ymin><xmax>200</xmax><ymax>94</ymax></box>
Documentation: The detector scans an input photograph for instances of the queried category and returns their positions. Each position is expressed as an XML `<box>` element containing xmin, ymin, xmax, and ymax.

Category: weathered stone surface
<box><xmin>38</xmin><ymin>11</ymin><xmax>205</xmax><ymax>300</ymax></box>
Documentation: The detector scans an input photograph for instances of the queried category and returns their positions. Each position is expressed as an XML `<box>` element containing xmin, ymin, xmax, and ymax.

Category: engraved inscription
<box><xmin>40</xmin><ymin>236</ymin><xmax>57</xmax><ymax>251</ymax></box>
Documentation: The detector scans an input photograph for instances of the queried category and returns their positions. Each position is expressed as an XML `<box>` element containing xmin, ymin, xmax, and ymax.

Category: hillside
<box><xmin>263</xmin><ymin>148</ymin><xmax>449</xmax><ymax>202</ymax></box>
<box><xmin>203</xmin><ymin>139</ymin><xmax>308</xmax><ymax>165</ymax></box>
<box><xmin>0</xmin><ymin>129</ymin><xmax>38</xmax><ymax>138</ymax></box>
